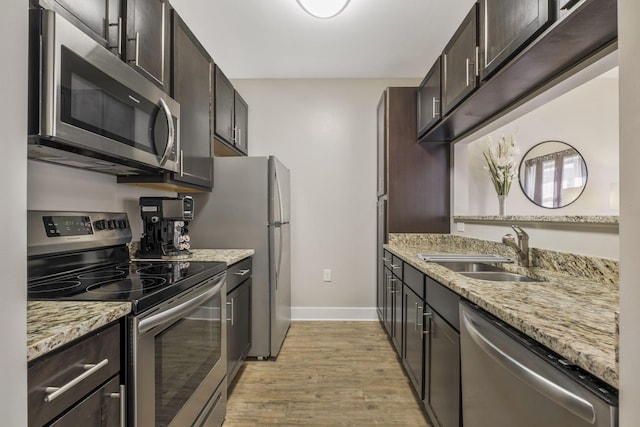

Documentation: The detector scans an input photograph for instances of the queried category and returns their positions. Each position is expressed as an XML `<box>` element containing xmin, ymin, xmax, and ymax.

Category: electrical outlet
<box><xmin>457</xmin><ymin>222</ymin><xmax>465</xmax><ymax>232</ymax></box>
<box><xmin>323</xmin><ymin>269</ymin><xmax>332</xmax><ymax>282</ymax></box>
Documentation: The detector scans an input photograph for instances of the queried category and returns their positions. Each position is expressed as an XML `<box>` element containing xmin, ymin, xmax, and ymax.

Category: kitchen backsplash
<box><xmin>388</xmin><ymin>233</ymin><xmax>619</xmax><ymax>286</ymax></box>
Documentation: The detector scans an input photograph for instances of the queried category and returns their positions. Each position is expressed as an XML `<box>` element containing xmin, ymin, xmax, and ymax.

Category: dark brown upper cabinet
<box><xmin>417</xmin><ymin>57</ymin><xmax>442</xmax><ymax>138</ymax></box>
<box><xmin>234</xmin><ymin>92</ymin><xmax>249</xmax><ymax>155</ymax></box>
<box><xmin>214</xmin><ymin>66</ymin><xmax>235</xmax><ymax>145</ymax></box>
<box><xmin>420</xmin><ymin>0</ymin><xmax>617</xmax><ymax>143</ymax></box>
<box><xmin>170</xmin><ymin>10</ymin><xmax>213</xmax><ymax>189</ymax></box>
<box><xmin>214</xmin><ymin>66</ymin><xmax>249</xmax><ymax>156</ymax></box>
<box><xmin>33</xmin><ymin>0</ymin><xmax>121</xmax><ymax>54</ymax></box>
<box><xmin>125</xmin><ymin>0</ymin><xmax>170</xmax><ymax>91</ymax></box>
<box><xmin>479</xmin><ymin>0</ymin><xmax>553</xmax><ymax>81</ymax></box>
<box><xmin>376</xmin><ymin>91</ymin><xmax>387</xmax><ymax>198</ymax></box>
<box><xmin>442</xmin><ymin>4</ymin><xmax>479</xmax><ymax>116</ymax></box>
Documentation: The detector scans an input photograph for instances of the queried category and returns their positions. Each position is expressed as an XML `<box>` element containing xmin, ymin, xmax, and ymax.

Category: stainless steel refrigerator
<box><xmin>189</xmin><ymin>156</ymin><xmax>291</xmax><ymax>359</ymax></box>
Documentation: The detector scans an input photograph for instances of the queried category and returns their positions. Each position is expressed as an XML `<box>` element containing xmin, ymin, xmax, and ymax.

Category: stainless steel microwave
<box><xmin>28</xmin><ymin>9</ymin><xmax>180</xmax><ymax>175</ymax></box>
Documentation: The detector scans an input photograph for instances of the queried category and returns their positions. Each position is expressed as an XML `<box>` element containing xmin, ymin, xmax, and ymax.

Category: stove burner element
<box><xmin>28</xmin><ymin>280</ymin><xmax>82</xmax><ymax>294</ymax></box>
<box><xmin>86</xmin><ymin>277</ymin><xmax>168</xmax><ymax>295</ymax></box>
<box><xmin>78</xmin><ymin>270</ymin><xmax>126</xmax><ymax>280</ymax></box>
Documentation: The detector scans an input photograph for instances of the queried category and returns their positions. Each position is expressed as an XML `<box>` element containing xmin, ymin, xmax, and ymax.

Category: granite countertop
<box><xmin>27</xmin><ymin>301</ymin><xmax>131</xmax><ymax>362</ymax></box>
<box><xmin>128</xmin><ymin>242</ymin><xmax>254</xmax><ymax>266</ymax></box>
<box><xmin>386</xmin><ymin>239</ymin><xmax>619</xmax><ymax>388</ymax></box>
<box><xmin>187</xmin><ymin>249</ymin><xmax>254</xmax><ymax>265</ymax></box>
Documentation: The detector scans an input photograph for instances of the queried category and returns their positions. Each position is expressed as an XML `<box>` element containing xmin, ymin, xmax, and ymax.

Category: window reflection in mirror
<box><xmin>519</xmin><ymin>141</ymin><xmax>587</xmax><ymax>208</ymax></box>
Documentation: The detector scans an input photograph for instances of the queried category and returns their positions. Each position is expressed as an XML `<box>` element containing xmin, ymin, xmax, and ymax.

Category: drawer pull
<box><xmin>44</xmin><ymin>359</ymin><xmax>109</xmax><ymax>402</ymax></box>
<box><xmin>233</xmin><ymin>269</ymin><xmax>251</xmax><ymax>276</ymax></box>
<box><xmin>391</xmin><ymin>263</ymin><xmax>401</xmax><ymax>269</ymax></box>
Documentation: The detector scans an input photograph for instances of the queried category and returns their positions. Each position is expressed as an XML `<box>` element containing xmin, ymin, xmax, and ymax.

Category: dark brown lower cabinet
<box><xmin>227</xmin><ymin>277</ymin><xmax>252</xmax><ymax>384</ymax></box>
<box><xmin>403</xmin><ymin>285</ymin><xmax>426</xmax><ymax>399</ymax></box>
<box><xmin>28</xmin><ymin>323</ymin><xmax>123</xmax><ymax>427</ymax></box>
<box><xmin>49</xmin><ymin>377</ymin><xmax>122</xmax><ymax>427</ymax></box>
<box><xmin>426</xmin><ymin>309</ymin><xmax>461</xmax><ymax>427</ymax></box>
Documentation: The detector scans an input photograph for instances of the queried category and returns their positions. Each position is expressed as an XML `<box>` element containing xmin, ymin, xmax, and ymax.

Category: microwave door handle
<box><xmin>157</xmin><ymin>98</ymin><xmax>175</xmax><ymax>166</ymax></box>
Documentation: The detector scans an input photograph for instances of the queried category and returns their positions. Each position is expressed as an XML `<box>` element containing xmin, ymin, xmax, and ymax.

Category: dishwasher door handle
<box><xmin>462</xmin><ymin>311</ymin><xmax>596</xmax><ymax>424</ymax></box>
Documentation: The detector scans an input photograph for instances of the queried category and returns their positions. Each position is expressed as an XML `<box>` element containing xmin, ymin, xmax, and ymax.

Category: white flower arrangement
<box><xmin>482</xmin><ymin>134</ymin><xmax>520</xmax><ymax>196</ymax></box>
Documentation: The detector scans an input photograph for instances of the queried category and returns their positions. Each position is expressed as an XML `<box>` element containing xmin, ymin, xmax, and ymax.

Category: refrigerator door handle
<box><xmin>274</xmin><ymin>163</ymin><xmax>285</xmax><ymax>224</ymax></box>
<box><xmin>274</xmin><ymin>222</ymin><xmax>284</xmax><ymax>290</ymax></box>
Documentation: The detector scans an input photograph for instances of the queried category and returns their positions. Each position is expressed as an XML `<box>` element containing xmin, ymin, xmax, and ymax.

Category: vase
<box><xmin>497</xmin><ymin>195</ymin><xmax>507</xmax><ymax>216</ymax></box>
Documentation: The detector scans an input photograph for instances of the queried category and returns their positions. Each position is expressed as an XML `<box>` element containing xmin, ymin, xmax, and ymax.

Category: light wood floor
<box><xmin>223</xmin><ymin>321</ymin><xmax>432</xmax><ymax>426</ymax></box>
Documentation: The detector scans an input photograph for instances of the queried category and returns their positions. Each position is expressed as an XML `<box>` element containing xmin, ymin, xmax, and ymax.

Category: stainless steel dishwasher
<box><xmin>460</xmin><ymin>301</ymin><xmax>618</xmax><ymax>427</ymax></box>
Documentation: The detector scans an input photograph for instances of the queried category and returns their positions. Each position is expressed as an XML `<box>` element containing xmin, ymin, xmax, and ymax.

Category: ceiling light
<box><xmin>296</xmin><ymin>0</ymin><xmax>351</xmax><ymax>19</ymax></box>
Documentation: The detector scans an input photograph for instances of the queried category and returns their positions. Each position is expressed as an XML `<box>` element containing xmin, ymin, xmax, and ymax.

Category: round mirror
<box><xmin>518</xmin><ymin>141</ymin><xmax>587</xmax><ymax>209</ymax></box>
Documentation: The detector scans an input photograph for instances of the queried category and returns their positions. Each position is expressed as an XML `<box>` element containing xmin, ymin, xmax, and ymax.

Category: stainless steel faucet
<box><xmin>502</xmin><ymin>225</ymin><xmax>530</xmax><ymax>267</ymax></box>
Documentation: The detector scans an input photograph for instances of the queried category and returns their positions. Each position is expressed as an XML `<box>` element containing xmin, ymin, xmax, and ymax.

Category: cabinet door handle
<box><xmin>180</xmin><ymin>149</ymin><xmax>184</xmax><ymax>176</ymax></box>
<box><xmin>466</xmin><ymin>58</ymin><xmax>470</xmax><ymax>87</ymax></box>
<box><xmin>110</xmin><ymin>384</ymin><xmax>126</xmax><ymax>427</ymax></box>
<box><xmin>415</xmin><ymin>303</ymin><xmax>424</xmax><ymax>331</ymax></box>
<box><xmin>382</xmin><ymin>257</ymin><xmax>391</xmax><ymax>262</ymax></box>
<box><xmin>108</xmin><ymin>17</ymin><xmax>123</xmax><ymax>55</ymax></box>
<box><xmin>134</xmin><ymin>32</ymin><xmax>140</xmax><ymax>66</ymax></box>
<box><xmin>227</xmin><ymin>298</ymin><xmax>235</xmax><ymax>325</ymax></box>
<box><xmin>423</xmin><ymin>311</ymin><xmax>433</xmax><ymax>335</ymax></box>
<box><xmin>432</xmin><ymin>97</ymin><xmax>440</xmax><ymax>118</ymax></box>
<box><xmin>44</xmin><ymin>359</ymin><xmax>109</xmax><ymax>402</ymax></box>
<box><xmin>234</xmin><ymin>269</ymin><xmax>251</xmax><ymax>276</ymax></box>
<box><xmin>391</xmin><ymin>263</ymin><xmax>401</xmax><ymax>270</ymax></box>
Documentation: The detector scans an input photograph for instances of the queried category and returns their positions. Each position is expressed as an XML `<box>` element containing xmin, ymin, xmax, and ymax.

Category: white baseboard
<box><xmin>291</xmin><ymin>307</ymin><xmax>378</xmax><ymax>321</ymax></box>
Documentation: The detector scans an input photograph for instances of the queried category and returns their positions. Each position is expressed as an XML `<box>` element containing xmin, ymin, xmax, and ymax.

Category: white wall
<box><xmin>452</xmin><ymin>70</ymin><xmax>620</xmax><ymax>259</ymax></box>
<box><xmin>232</xmin><ymin>78</ymin><xmax>418</xmax><ymax>319</ymax></box>
<box><xmin>27</xmin><ymin>161</ymin><xmax>175</xmax><ymax>241</ymax></box>
<box><xmin>618</xmin><ymin>0</ymin><xmax>640</xmax><ymax>424</ymax></box>
<box><xmin>2</xmin><ymin>1</ymin><xmax>28</xmax><ymax>425</ymax></box>
<box><xmin>456</xmin><ymin>73</ymin><xmax>619</xmax><ymax>217</ymax></box>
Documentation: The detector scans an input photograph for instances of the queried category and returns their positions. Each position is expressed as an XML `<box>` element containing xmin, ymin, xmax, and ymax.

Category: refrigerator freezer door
<box><xmin>270</xmin><ymin>221</ymin><xmax>291</xmax><ymax>356</ymax></box>
<box><xmin>269</xmin><ymin>156</ymin><xmax>291</xmax><ymax>225</ymax></box>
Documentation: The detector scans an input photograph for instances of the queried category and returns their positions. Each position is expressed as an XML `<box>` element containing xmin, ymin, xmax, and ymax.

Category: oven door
<box><xmin>131</xmin><ymin>272</ymin><xmax>226</xmax><ymax>427</ymax></box>
<box><xmin>29</xmin><ymin>9</ymin><xmax>180</xmax><ymax>174</ymax></box>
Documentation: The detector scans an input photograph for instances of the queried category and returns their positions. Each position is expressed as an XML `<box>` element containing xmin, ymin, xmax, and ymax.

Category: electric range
<box><xmin>27</xmin><ymin>210</ymin><xmax>229</xmax><ymax>426</ymax></box>
<box><xmin>27</xmin><ymin>211</ymin><xmax>225</xmax><ymax>313</ymax></box>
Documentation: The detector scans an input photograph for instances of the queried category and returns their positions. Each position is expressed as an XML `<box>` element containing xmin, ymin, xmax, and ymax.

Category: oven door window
<box><xmin>154</xmin><ymin>292</ymin><xmax>222</xmax><ymax>426</ymax></box>
<box><xmin>59</xmin><ymin>46</ymin><xmax>170</xmax><ymax>157</ymax></box>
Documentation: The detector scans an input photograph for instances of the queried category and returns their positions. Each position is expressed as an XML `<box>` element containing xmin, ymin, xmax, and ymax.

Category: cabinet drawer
<box><xmin>391</xmin><ymin>255</ymin><xmax>403</xmax><ymax>280</ymax></box>
<box><xmin>49</xmin><ymin>376</ymin><xmax>121</xmax><ymax>427</ymax></box>
<box><xmin>404</xmin><ymin>263</ymin><xmax>425</xmax><ymax>299</ymax></box>
<box><xmin>383</xmin><ymin>250</ymin><xmax>393</xmax><ymax>269</ymax></box>
<box><xmin>28</xmin><ymin>323</ymin><xmax>121</xmax><ymax>427</ymax></box>
<box><xmin>227</xmin><ymin>257</ymin><xmax>252</xmax><ymax>293</ymax></box>
<box><xmin>426</xmin><ymin>277</ymin><xmax>460</xmax><ymax>330</ymax></box>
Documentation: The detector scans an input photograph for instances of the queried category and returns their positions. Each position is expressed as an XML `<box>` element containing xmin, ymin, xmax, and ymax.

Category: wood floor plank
<box><xmin>223</xmin><ymin>321</ymin><xmax>432</xmax><ymax>427</ymax></box>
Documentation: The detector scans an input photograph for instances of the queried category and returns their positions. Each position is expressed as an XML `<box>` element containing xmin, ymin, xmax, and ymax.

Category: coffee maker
<box><xmin>138</xmin><ymin>196</ymin><xmax>194</xmax><ymax>259</ymax></box>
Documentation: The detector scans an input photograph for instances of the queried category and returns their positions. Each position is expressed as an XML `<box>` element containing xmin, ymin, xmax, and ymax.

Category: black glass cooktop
<box><xmin>27</xmin><ymin>260</ymin><xmax>226</xmax><ymax>314</ymax></box>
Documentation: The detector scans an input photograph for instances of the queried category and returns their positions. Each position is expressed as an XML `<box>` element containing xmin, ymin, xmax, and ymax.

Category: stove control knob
<box><xmin>94</xmin><ymin>220</ymin><xmax>106</xmax><ymax>231</ymax></box>
<box><xmin>107</xmin><ymin>220</ymin><xmax>116</xmax><ymax>230</ymax></box>
<box><xmin>183</xmin><ymin>234</ymin><xmax>191</xmax><ymax>242</ymax></box>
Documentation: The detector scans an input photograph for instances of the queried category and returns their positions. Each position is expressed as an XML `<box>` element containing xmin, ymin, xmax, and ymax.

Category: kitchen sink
<box><xmin>433</xmin><ymin>261</ymin><xmax>504</xmax><ymax>272</ymax></box>
<box><xmin>459</xmin><ymin>271</ymin><xmax>539</xmax><ymax>282</ymax></box>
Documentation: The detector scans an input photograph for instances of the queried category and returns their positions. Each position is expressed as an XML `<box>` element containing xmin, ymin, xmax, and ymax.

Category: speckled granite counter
<box><xmin>27</xmin><ymin>301</ymin><xmax>131</xmax><ymax>362</ymax></box>
<box><xmin>187</xmin><ymin>249</ymin><xmax>254</xmax><ymax>265</ymax></box>
<box><xmin>129</xmin><ymin>241</ymin><xmax>253</xmax><ymax>266</ymax></box>
<box><xmin>386</xmin><ymin>234</ymin><xmax>619</xmax><ymax>388</ymax></box>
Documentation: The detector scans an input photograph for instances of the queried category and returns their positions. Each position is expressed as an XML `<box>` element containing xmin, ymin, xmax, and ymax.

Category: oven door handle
<box><xmin>138</xmin><ymin>275</ymin><xmax>224</xmax><ymax>334</ymax></box>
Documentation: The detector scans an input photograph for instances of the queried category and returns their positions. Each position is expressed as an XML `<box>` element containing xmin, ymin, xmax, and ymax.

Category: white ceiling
<box><xmin>169</xmin><ymin>0</ymin><xmax>477</xmax><ymax>79</ymax></box>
